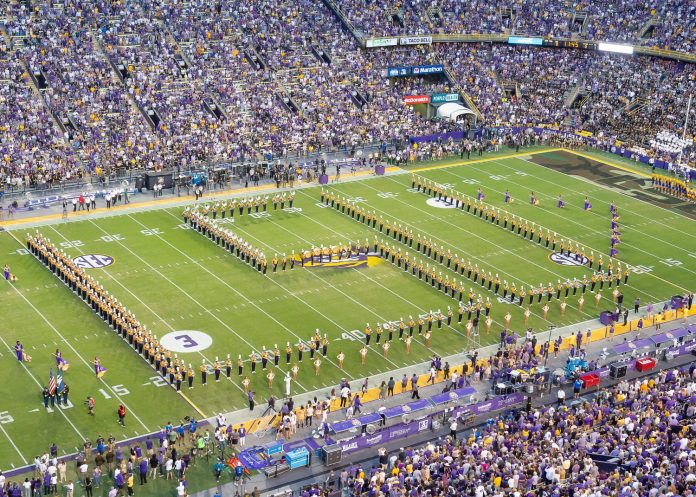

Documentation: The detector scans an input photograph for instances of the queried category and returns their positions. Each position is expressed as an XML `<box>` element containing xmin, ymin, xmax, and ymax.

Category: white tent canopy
<box><xmin>436</xmin><ymin>102</ymin><xmax>475</xmax><ymax>122</ymax></box>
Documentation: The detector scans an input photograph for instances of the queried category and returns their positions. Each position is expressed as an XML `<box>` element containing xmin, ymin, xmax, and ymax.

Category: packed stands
<box><xmin>331</xmin><ymin>0</ymin><xmax>696</xmax><ymax>54</ymax></box>
<box><xmin>337</xmin><ymin>366</ymin><xmax>696</xmax><ymax>497</ymax></box>
<box><xmin>0</xmin><ymin>0</ymin><xmax>694</xmax><ymax>188</ymax></box>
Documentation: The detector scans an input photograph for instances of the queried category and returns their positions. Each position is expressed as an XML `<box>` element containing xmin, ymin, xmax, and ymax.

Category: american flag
<box><xmin>48</xmin><ymin>368</ymin><xmax>56</xmax><ymax>395</ymax></box>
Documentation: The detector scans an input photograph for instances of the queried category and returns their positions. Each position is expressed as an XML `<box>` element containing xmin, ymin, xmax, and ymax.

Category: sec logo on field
<box><xmin>549</xmin><ymin>252</ymin><xmax>588</xmax><ymax>267</ymax></box>
<box><xmin>73</xmin><ymin>254</ymin><xmax>115</xmax><ymax>269</ymax></box>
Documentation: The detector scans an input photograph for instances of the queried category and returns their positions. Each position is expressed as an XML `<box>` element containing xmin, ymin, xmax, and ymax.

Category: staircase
<box><xmin>563</xmin><ymin>111</ymin><xmax>578</xmax><ymax>128</ymax></box>
<box><xmin>625</xmin><ymin>97</ymin><xmax>647</xmax><ymax>115</ymax></box>
<box><xmin>564</xmin><ymin>84</ymin><xmax>582</xmax><ymax>108</ymax></box>
<box><xmin>443</xmin><ymin>64</ymin><xmax>483</xmax><ymax>120</ymax></box>
<box><xmin>92</xmin><ymin>29</ymin><xmax>159</xmax><ymax>132</ymax></box>
<box><xmin>571</xmin><ymin>11</ymin><xmax>588</xmax><ymax>35</ymax></box>
<box><xmin>638</xmin><ymin>18</ymin><xmax>658</xmax><ymax>40</ymax></box>
<box><xmin>426</xmin><ymin>6</ymin><xmax>444</xmax><ymax>26</ymax></box>
<box><xmin>387</xmin><ymin>8</ymin><xmax>404</xmax><ymax>29</ymax></box>
<box><xmin>565</xmin><ymin>84</ymin><xmax>591</xmax><ymax>109</ymax></box>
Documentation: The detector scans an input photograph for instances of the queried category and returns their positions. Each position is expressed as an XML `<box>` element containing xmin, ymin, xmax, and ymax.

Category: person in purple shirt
<box><xmin>353</xmin><ymin>394</ymin><xmax>362</xmax><ymax>415</ymax></box>
<box><xmin>115</xmin><ymin>471</ymin><xmax>124</xmax><ymax>492</ymax></box>
<box><xmin>139</xmin><ymin>458</ymin><xmax>148</xmax><ymax>485</ymax></box>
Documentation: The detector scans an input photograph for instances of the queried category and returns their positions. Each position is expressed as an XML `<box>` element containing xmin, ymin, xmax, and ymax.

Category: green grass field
<box><xmin>0</xmin><ymin>149</ymin><xmax>694</xmax><ymax>487</ymax></box>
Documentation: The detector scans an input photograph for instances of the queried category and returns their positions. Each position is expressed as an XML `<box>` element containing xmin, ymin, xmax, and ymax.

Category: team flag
<box><xmin>48</xmin><ymin>369</ymin><xmax>56</xmax><ymax>395</ymax></box>
<box><xmin>56</xmin><ymin>369</ymin><xmax>65</xmax><ymax>394</ymax></box>
<box><xmin>96</xmin><ymin>365</ymin><xmax>107</xmax><ymax>378</ymax></box>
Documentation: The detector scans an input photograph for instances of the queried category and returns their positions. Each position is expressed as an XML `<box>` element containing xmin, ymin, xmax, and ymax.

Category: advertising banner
<box><xmin>400</xmin><ymin>36</ymin><xmax>433</xmax><ymax>45</ymax></box>
<box><xmin>412</xmin><ymin>64</ymin><xmax>444</xmax><ymax>75</ymax></box>
<box><xmin>404</xmin><ymin>95</ymin><xmax>431</xmax><ymax>105</ymax></box>
<box><xmin>431</xmin><ymin>93</ymin><xmax>460</xmax><ymax>103</ymax></box>
<box><xmin>387</xmin><ymin>66</ymin><xmax>411</xmax><ymax>77</ymax></box>
<box><xmin>367</xmin><ymin>37</ymin><xmax>398</xmax><ymax>48</ymax></box>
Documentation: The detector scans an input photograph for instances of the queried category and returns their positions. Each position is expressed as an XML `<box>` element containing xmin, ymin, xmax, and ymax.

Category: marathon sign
<box><xmin>366</xmin><ymin>37</ymin><xmax>398</xmax><ymax>48</ymax></box>
<box><xmin>431</xmin><ymin>93</ymin><xmax>460</xmax><ymax>103</ymax></box>
<box><xmin>404</xmin><ymin>95</ymin><xmax>431</xmax><ymax>105</ymax></box>
<box><xmin>400</xmin><ymin>36</ymin><xmax>433</xmax><ymax>46</ymax></box>
<box><xmin>412</xmin><ymin>64</ymin><xmax>444</xmax><ymax>75</ymax></box>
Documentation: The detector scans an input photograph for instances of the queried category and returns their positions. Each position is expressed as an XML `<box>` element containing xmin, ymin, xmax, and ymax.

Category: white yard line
<box><xmin>514</xmin><ymin>155</ymin><xmax>696</xmax><ymax>241</ymax></box>
<box><xmin>82</xmin><ymin>219</ymin><xmax>308</xmax><ymax>393</ymax></box>
<box><xmin>362</xmin><ymin>179</ymin><xmax>655</xmax><ymax>313</ymax></box>
<box><xmin>5</xmin><ymin>229</ymin><xmax>152</xmax><ymax>433</ymax></box>
<box><xmin>0</xmin><ymin>335</ymin><xmax>86</xmax><ymax>444</ymax></box>
<box><xmin>126</xmin><ymin>212</ymin><xmax>354</xmax><ymax>384</ymax></box>
<box><xmin>229</xmin><ymin>211</ymin><xmax>477</xmax><ymax>352</ymax></box>
<box><xmin>479</xmin><ymin>158</ymin><xmax>696</xmax><ymax>278</ymax></box>
<box><xmin>0</xmin><ymin>422</ymin><xmax>28</xmax><ymax>466</ymax></box>
<box><xmin>297</xmin><ymin>189</ymin><xmax>563</xmax><ymax>326</ymax></box>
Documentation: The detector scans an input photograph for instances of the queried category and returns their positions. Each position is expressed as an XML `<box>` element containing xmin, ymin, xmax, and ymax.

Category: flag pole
<box><xmin>677</xmin><ymin>92</ymin><xmax>692</xmax><ymax>168</ymax></box>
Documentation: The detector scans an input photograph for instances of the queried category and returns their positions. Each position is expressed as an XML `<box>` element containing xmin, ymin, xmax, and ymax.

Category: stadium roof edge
<box><xmin>362</xmin><ymin>33</ymin><xmax>696</xmax><ymax>64</ymax></box>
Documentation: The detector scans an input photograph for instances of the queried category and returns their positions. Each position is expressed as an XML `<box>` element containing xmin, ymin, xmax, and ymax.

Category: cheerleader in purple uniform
<box><xmin>557</xmin><ymin>195</ymin><xmax>565</xmax><ymax>208</ymax></box>
<box><xmin>477</xmin><ymin>188</ymin><xmax>485</xmax><ymax>201</ymax></box>
<box><xmin>504</xmin><ymin>190</ymin><xmax>512</xmax><ymax>203</ymax></box>
<box><xmin>609</xmin><ymin>201</ymin><xmax>616</xmax><ymax>214</ymax></box>
<box><xmin>583</xmin><ymin>197</ymin><xmax>592</xmax><ymax>211</ymax></box>
<box><xmin>3</xmin><ymin>264</ymin><xmax>9</xmax><ymax>281</ymax></box>
<box><xmin>530</xmin><ymin>192</ymin><xmax>538</xmax><ymax>206</ymax></box>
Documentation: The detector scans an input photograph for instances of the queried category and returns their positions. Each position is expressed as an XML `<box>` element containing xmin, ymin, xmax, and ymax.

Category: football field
<box><xmin>0</xmin><ymin>149</ymin><xmax>694</xmax><ymax>471</ymax></box>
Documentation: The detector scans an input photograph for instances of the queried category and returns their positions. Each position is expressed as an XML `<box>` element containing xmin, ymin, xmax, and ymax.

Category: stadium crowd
<box><xmin>0</xmin><ymin>0</ymin><xmax>694</xmax><ymax>190</ymax></box>
<box><xmin>331</xmin><ymin>0</ymin><xmax>696</xmax><ymax>54</ymax></box>
<box><xmin>331</xmin><ymin>365</ymin><xmax>696</xmax><ymax>497</ymax></box>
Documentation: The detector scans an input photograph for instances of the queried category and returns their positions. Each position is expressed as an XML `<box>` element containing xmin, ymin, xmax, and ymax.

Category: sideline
<box><xmin>0</xmin><ymin>166</ymin><xmax>401</xmax><ymax>229</ymax></box>
<box><xmin>408</xmin><ymin>147</ymin><xmax>561</xmax><ymax>173</ymax></box>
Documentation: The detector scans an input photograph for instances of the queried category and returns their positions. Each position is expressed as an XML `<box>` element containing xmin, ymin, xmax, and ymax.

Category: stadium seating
<box><xmin>337</xmin><ymin>366</ymin><xmax>695</xmax><ymax>496</ymax></box>
<box><xmin>0</xmin><ymin>0</ymin><xmax>694</xmax><ymax>188</ymax></box>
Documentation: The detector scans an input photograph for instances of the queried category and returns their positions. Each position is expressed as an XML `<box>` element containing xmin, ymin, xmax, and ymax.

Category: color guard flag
<box><xmin>96</xmin><ymin>365</ymin><xmax>107</xmax><ymax>378</ymax></box>
<box><xmin>48</xmin><ymin>369</ymin><xmax>56</xmax><ymax>395</ymax></box>
<box><xmin>56</xmin><ymin>369</ymin><xmax>65</xmax><ymax>394</ymax></box>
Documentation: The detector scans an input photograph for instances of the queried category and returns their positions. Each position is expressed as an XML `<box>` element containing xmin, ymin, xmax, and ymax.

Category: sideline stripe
<box><xmin>409</xmin><ymin>147</ymin><xmax>562</xmax><ymax>173</ymax></box>
<box><xmin>0</xmin><ymin>166</ymin><xmax>401</xmax><ymax>229</ymax></box>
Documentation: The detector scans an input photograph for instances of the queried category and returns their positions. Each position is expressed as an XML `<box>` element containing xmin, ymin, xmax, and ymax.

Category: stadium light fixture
<box><xmin>597</xmin><ymin>42</ymin><xmax>634</xmax><ymax>54</ymax></box>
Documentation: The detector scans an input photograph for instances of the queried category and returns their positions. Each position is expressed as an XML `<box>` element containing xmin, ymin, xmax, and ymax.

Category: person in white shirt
<box><xmin>165</xmin><ymin>458</ymin><xmax>174</xmax><ymax>480</ymax></box>
<box><xmin>284</xmin><ymin>373</ymin><xmax>292</xmax><ymax>397</ymax></box>
<box><xmin>23</xmin><ymin>478</ymin><xmax>31</xmax><ymax>497</ymax></box>
<box><xmin>176</xmin><ymin>481</ymin><xmax>186</xmax><ymax>497</ymax></box>
<box><xmin>449</xmin><ymin>419</ymin><xmax>458</xmax><ymax>440</ymax></box>
<box><xmin>340</xmin><ymin>386</ymin><xmax>351</xmax><ymax>407</ymax></box>
<box><xmin>66</xmin><ymin>480</ymin><xmax>74</xmax><ymax>497</ymax></box>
